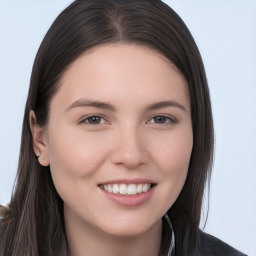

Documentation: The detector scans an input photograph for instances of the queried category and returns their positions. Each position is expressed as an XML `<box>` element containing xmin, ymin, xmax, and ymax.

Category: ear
<box><xmin>29</xmin><ymin>110</ymin><xmax>50</xmax><ymax>167</ymax></box>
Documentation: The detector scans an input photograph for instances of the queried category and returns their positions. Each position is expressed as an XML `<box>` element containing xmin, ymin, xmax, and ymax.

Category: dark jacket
<box><xmin>199</xmin><ymin>231</ymin><xmax>247</xmax><ymax>256</ymax></box>
<box><xmin>163</xmin><ymin>215</ymin><xmax>247</xmax><ymax>256</ymax></box>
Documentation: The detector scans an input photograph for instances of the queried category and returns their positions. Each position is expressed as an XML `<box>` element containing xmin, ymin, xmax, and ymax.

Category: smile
<box><xmin>99</xmin><ymin>183</ymin><xmax>152</xmax><ymax>195</ymax></box>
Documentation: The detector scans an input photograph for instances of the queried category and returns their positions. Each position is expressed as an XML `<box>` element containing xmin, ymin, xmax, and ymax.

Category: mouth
<box><xmin>98</xmin><ymin>183</ymin><xmax>155</xmax><ymax>196</ymax></box>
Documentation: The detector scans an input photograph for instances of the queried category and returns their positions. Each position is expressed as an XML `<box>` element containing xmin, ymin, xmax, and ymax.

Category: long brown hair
<box><xmin>0</xmin><ymin>1</ymin><xmax>214</xmax><ymax>255</ymax></box>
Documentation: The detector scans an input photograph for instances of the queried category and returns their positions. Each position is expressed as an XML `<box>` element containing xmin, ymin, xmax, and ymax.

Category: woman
<box><xmin>0</xmin><ymin>0</ymin><xmax>247</xmax><ymax>255</ymax></box>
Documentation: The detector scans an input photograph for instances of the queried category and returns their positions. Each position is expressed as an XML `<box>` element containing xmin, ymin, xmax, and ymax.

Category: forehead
<box><xmin>51</xmin><ymin>43</ymin><xmax>190</xmax><ymax>111</ymax></box>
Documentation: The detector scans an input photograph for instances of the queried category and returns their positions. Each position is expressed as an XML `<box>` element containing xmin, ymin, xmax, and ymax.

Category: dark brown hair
<box><xmin>0</xmin><ymin>0</ymin><xmax>214</xmax><ymax>255</ymax></box>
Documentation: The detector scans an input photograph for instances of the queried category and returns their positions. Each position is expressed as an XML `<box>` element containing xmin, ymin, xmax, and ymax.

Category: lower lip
<box><xmin>99</xmin><ymin>186</ymin><xmax>156</xmax><ymax>207</ymax></box>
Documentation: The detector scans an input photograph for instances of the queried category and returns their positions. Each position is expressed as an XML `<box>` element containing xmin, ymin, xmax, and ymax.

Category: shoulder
<box><xmin>198</xmin><ymin>230</ymin><xmax>247</xmax><ymax>256</ymax></box>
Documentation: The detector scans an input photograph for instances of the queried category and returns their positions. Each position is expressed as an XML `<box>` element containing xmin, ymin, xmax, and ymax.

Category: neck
<box><xmin>64</xmin><ymin>212</ymin><xmax>162</xmax><ymax>256</ymax></box>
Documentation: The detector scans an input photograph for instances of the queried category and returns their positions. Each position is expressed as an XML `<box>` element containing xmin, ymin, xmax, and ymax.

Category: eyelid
<box><xmin>78</xmin><ymin>114</ymin><xmax>109</xmax><ymax>125</ymax></box>
<box><xmin>77</xmin><ymin>114</ymin><xmax>178</xmax><ymax>126</ymax></box>
<box><xmin>146</xmin><ymin>114</ymin><xmax>178</xmax><ymax>124</ymax></box>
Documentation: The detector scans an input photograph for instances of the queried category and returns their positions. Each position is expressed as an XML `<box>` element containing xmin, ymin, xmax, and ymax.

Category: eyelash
<box><xmin>79</xmin><ymin>115</ymin><xmax>108</xmax><ymax>125</ymax></box>
<box><xmin>146</xmin><ymin>115</ymin><xmax>177</xmax><ymax>125</ymax></box>
<box><xmin>79</xmin><ymin>115</ymin><xmax>177</xmax><ymax>126</ymax></box>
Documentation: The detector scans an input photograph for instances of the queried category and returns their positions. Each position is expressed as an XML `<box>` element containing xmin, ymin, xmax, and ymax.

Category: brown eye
<box><xmin>153</xmin><ymin>116</ymin><xmax>168</xmax><ymax>124</ymax></box>
<box><xmin>148</xmin><ymin>115</ymin><xmax>175</xmax><ymax>124</ymax></box>
<box><xmin>83</xmin><ymin>116</ymin><xmax>106</xmax><ymax>125</ymax></box>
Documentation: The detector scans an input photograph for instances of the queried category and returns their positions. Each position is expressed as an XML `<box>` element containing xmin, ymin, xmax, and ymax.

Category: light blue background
<box><xmin>0</xmin><ymin>1</ymin><xmax>255</xmax><ymax>255</ymax></box>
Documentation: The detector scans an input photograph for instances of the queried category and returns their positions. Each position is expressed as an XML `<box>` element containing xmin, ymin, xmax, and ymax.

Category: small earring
<box><xmin>35</xmin><ymin>152</ymin><xmax>40</xmax><ymax>158</ymax></box>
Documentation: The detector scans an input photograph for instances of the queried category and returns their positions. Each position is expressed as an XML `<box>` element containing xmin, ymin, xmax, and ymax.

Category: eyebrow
<box><xmin>145</xmin><ymin>100</ymin><xmax>187</xmax><ymax>112</ymax></box>
<box><xmin>66</xmin><ymin>99</ymin><xmax>117</xmax><ymax>112</ymax></box>
<box><xmin>66</xmin><ymin>98</ymin><xmax>187</xmax><ymax>112</ymax></box>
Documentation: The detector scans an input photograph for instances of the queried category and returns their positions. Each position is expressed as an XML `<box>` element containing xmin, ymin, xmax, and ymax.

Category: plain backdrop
<box><xmin>0</xmin><ymin>1</ymin><xmax>255</xmax><ymax>255</ymax></box>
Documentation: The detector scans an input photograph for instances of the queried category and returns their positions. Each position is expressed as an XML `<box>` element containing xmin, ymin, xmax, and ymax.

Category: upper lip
<box><xmin>98</xmin><ymin>178</ymin><xmax>157</xmax><ymax>185</ymax></box>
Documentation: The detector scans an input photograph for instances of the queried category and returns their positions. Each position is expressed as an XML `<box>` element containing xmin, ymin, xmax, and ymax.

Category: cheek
<box><xmin>151</xmin><ymin>128</ymin><xmax>193</xmax><ymax>206</ymax></box>
<box><xmin>46</xmin><ymin>126</ymin><xmax>109</xmax><ymax>186</ymax></box>
<box><xmin>153</xmin><ymin>128</ymin><xmax>193</xmax><ymax>174</ymax></box>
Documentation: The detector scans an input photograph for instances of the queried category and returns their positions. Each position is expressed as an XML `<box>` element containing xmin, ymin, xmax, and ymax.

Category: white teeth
<box><xmin>107</xmin><ymin>184</ymin><xmax>112</xmax><ymax>193</ymax></box>
<box><xmin>142</xmin><ymin>184</ymin><xmax>149</xmax><ymax>192</ymax></box>
<box><xmin>127</xmin><ymin>184</ymin><xmax>137</xmax><ymax>195</ymax></box>
<box><xmin>120</xmin><ymin>184</ymin><xmax>127</xmax><ymax>194</ymax></box>
<box><xmin>112</xmin><ymin>184</ymin><xmax>119</xmax><ymax>194</ymax></box>
<box><xmin>136</xmin><ymin>184</ymin><xmax>143</xmax><ymax>193</ymax></box>
<box><xmin>100</xmin><ymin>183</ymin><xmax>152</xmax><ymax>195</ymax></box>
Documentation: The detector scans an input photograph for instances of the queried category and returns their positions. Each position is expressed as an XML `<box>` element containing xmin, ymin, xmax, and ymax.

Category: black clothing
<box><xmin>199</xmin><ymin>231</ymin><xmax>247</xmax><ymax>256</ymax></box>
<box><xmin>164</xmin><ymin>215</ymin><xmax>247</xmax><ymax>256</ymax></box>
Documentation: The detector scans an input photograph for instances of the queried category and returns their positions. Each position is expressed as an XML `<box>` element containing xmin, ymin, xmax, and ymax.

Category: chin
<box><xmin>97</xmin><ymin>216</ymin><xmax>161</xmax><ymax>238</ymax></box>
<box><xmin>101</xmin><ymin>226</ymin><xmax>149</xmax><ymax>238</ymax></box>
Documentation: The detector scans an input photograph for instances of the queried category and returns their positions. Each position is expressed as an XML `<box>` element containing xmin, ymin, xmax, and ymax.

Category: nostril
<box><xmin>110</xmin><ymin>150</ymin><xmax>149</xmax><ymax>169</ymax></box>
<box><xmin>109</xmin><ymin>134</ymin><xmax>149</xmax><ymax>168</ymax></box>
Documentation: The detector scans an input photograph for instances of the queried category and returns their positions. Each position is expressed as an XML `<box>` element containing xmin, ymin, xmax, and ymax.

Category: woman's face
<box><xmin>38</xmin><ymin>44</ymin><xmax>193</xmax><ymax>237</ymax></box>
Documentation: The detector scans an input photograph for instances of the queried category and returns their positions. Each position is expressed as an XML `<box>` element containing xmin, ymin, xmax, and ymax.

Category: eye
<box><xmin>147</xmin><ymin>115</ymin><xmax>176</xmax><ymax>124</ymax></box>
<box><xmin>81</xmin><ymin>115</ymin><xmax>107</xmax><ymax>125</ymax></box>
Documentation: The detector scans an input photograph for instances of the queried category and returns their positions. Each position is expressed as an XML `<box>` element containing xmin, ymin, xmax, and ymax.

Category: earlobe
<box><xmin>29</xmin><ymin>110</ymin><xmax>50</xmax><ymax>167</ymax></box>
<box><xmin>37</xmin><ymin>154</ymin><xmax>50</xmax><ymax>167</ymax></box>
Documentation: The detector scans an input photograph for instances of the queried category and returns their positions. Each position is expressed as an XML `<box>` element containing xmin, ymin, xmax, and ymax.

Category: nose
<box><xmin>110</xmin><ymin>126</ymin><xmax>149</xmax><ymax>169</ymax></box>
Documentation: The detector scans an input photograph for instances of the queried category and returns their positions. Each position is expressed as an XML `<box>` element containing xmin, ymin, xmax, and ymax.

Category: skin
<box><xmin>30</xmin><ymin>44</ymin><xmax>193</xmax><ymax>256</ymax></box>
